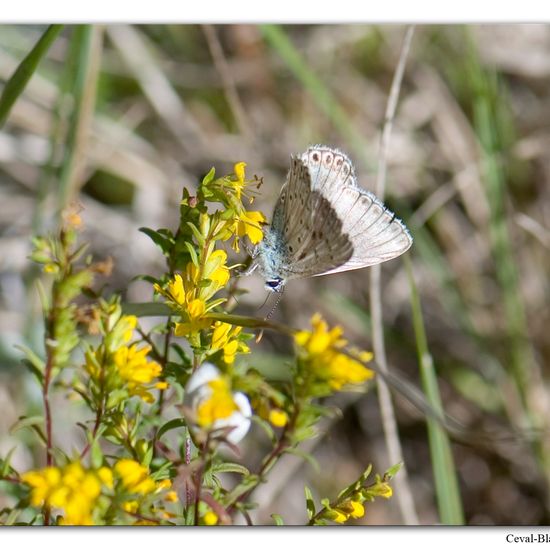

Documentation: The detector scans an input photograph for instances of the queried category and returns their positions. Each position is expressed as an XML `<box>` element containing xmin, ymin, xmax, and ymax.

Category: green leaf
<box><xmin>272</xmin><ymin>514</ymin><xmax>285</xmax><ymax>526</ymax></box>
<box><xmin>156</xmin><ymin>418</ymin><xmax>187</xmax><ymax>441</ymax></box>
<box><xmin>105</xmin><ymin>389</ymin><xmax>128</xmax><ymax>410</ymax></box>
<box><xmin>132</xmin><ymin>274</ymin><xmax>161</xmax><ymax>286</ymax></box>
<box><xmin>10</xmin><ymin>416</ymin><xmax>47</xmax><ymax>444</ymax></box>
<box><xmin>304</xmin><ymin>485</ymin><xmax>316</xmax><ymax>519</ymax></box>
<box><xmin>186</xmin><ymin>222</ymin><xmax>205</xmax><ymax>246</ymax></box>
<box><xmin>139</xmin><ymin>227</ymin><xmax>173</xmax><ymax>255</ymax></box>
<box><xmin>202</xmin><ymin>167</ymin><xmax>216</xmax><ymax>186</ymax></box>
<box><xmin>285</xmin><ymin>447</ymin><xmax>320</xmax><ymax>472</ymax></box>
<box><xmin>0</xmin><ymin>25</ymin><xmax>64</xmax><ymax>128</ymax></box>
<box><xmin>4</xmin><ymin>509</ymin><xmax>22</xmax><ymax>526</ymax></box>
<box><xmin>170</xmin><ymin>344</ymin><xmax>191</xmax><ymax>365</ymax></box>
<box><xmin>250</xmin><ymin>416</ymin><xmax>276</xmax><ymax>443</ymax></box>
<box><xmin>90</xmin><ymin>440</ymin><xmax>104</xmax><ymax>470</ymax></box>
<box><xmin>15</xmin><ymin>345</ymin><xmax>45</xmax><ymax>378</ymax></box>
<box><xmin>384</xmin><ymin>463</ymin><xmax>402</xmax><ymax>480</ymax></box>
<box><xmin>224</xmin><ymin>475</ymin><xmax>260</xmax><ymax>506</ymax></box>
<box><xmin>211</xmin><ymin>462</ymin><xmax>250</xmax><ymax>476</ymax></box>
<box><xmin>0</xmin><ymin>447</ymin><xmax>18</xmax><ymax>477</ymax></box>
<box><xmin>184</xmin><ymin>242</ymin><xmax>199</xmax><ymax>268</ymax></box>
<box><xmin>142</xmin><ymin>442</ymin><xmax>154</xmax><ymax>467</ymax></box>
<box><xmin>10</xmin><ymin>416</ymin><xmax>44</xmax><ymax>434</ymax></box>
<box><xmin>357</xmin><ymin>464</ymin><xmax>373</xmax><ymax>484</ymax></box>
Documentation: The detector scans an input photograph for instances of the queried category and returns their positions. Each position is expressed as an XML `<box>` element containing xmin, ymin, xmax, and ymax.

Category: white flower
<box><xmin>184</xmin><ymin>363</ymin><xmax>251</xmax><ymax>445</ymax></box>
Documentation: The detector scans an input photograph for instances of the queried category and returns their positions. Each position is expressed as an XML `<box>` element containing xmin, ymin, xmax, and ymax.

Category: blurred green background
<box><xmin>0</xmin><ymin>24</ymin><xmax>549</xmax><ymax>525</ymax></box>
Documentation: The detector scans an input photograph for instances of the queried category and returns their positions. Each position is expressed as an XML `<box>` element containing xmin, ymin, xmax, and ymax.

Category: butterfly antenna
<box><xmin>265</xmin><ymin>286</ymin><xmax>284</xmax><ymax>321</ymax></box>
<box><xmin>256</xmin><ymin>292</ymin><xmax>271</xmax><ymax>312</ymax></box>
<box><xmin>256</xmin><ymin>288</ymin><xmax>284</xmax><ymax>343</ymax></box>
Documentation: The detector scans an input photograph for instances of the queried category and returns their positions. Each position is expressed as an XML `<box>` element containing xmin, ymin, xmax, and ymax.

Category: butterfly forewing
<box><xmin>260</xmin><ymin>145</ymin><xmax>412</xmax><ymax>283</ymax></box>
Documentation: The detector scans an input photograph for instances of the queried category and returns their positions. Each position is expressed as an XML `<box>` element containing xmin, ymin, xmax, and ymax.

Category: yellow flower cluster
<box><xmin>113</xmin><ymin>460</ymin><xmax>178</xmax><ymax>522</ymax></box>
<box><xmin>210</xmin><ymin>322</ymin><xmax>250</xmax><ymax>364</ymax></box>
<box><xmin>166</xmin><ymin>249</ymin><xmax>230</xmax><ymax>337</ymax></box>
<box><xmin>113</xmin><ymin>344</ymin><xmax>165</xmax><ymax>403</ymax></box>
<box><xmin>85</xmin><ymin>313</ymin><xmax>165</xmax><ymax>405</ymax></box>
<box><xmin>323</xmin><ymin>498</ymin><xmax>366</xmax><ymax>524</ymax></box>
<box><xmin>220</xmin><ymin>162</ymin><xmax>266</xmax><ymax>252</ymax></box>
<box><xmin>295</xmin><ymin>314</ymin><xmax>374</xmax><ymax>392</ymax></box>
<box><xmin>22</xmin><ymin>462</ymin><xmax>112</xmax><ymax>525</ymax></box>
<box><xmin>114</xmin><ymin>459</ymin><xmax>157</xmax><ymax>495</ymax></box>
<box><xmin>320</xmin><ymin>478</ymin><xmax>393</xmax><ymax>524</ymax></box>
<box><xmin>154</xmin><ymin>162</ymin><xmax>264</xmax><ymax>370</ymax></box>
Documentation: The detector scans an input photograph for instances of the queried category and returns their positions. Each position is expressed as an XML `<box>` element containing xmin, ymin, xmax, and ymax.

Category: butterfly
<box><xmin>248</xmin><ymin>145</ymin><xmax>413</xmax><ymax>292</ymax></box>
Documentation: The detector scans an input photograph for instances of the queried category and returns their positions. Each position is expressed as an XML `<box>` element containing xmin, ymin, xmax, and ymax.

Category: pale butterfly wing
<box><xmin>267</xmin><ymin>145</ymin><xmax>412</xmax><ymax>280</ymax></box>
<box><xmin>268</xmin><ymin>156</ymin><xmax>354</xmax><ymax>280</ymax></box>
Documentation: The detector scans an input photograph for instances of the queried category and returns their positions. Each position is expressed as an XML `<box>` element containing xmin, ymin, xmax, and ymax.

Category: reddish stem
<box><xmin>42</xmin><ymin>354</ymin><xmax>54</xmax><ymax>467</ymax></box>
<box><xmin>227</xmin><ymin>405</ymin><xmax>299</xmax><ymax>514</ymax></box>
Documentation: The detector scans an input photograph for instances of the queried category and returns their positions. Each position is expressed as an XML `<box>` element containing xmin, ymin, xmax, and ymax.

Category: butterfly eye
<box><xmin>265</xmin><ymin>278</ymin><xmax>284</xmax><ymax>292</ymax></box>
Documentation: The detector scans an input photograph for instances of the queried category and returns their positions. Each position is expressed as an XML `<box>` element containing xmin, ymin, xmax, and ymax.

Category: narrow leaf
<box><xmin>156</xmin><ymin>418</ymin><xmax>187</xmax><ymax>441</ymax></box>
<box><xmin>0</xmin><ymin>25</ymin><xmax>64</xmax><ymax>127</ymax></box>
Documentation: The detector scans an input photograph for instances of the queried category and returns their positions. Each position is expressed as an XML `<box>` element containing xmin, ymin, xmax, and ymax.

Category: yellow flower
<box><xmin>165</xmin><ymin>490</ymin><xmax>179</xmax><ymax>503</ymax></box>
<box><xmin>122</xmin><ymin>500</ymin><xmax>139</xmax><ymax>513</ymax></box>
<box><xmin>98</xmin><ymin>467</ymin><xmax>113</xmax><ymax>489</ymax></box>
<box><xmin>113</xmin><ymin>344</ymin><xmax>163</xmax><ymax>403</ymax></box>
<box><xmin>233</xmin><ymin>161</ymin><xmax>247</xmax><ymax>199</ymax></box>
<box><xmin>199</xmin><ymin>249</ymin><xmax>230</xmax><ymax>301</ymax></box>
<box><xmin>235</xmin><ymin>210</ymin><xmax>266</xmax><ymax>245</ymax></box>
<box><xmin>210</xmin><ymin>322</ymin><xmax>250</xmax><ymax>364</ymax></box>
<box><xmin>156</xmin><ymin>249</ymin><xmax>232</xmax><ymax>337</ymax></box>
<box><xmin>22</xmin><ymin>467</ymin><xmax>61</xmax><ymax>507</ymax></box>
<box><xmin>268</xmin><ymin>409</ymin><xmax>289</xmax><ymax>428</ymax></box>
<box><xmin>196</xmin><ymin>377</ymin><xmax>239</xmax><ymax>427</ymax></box>
<box><xmin>164</xmin><ymin>274</ymin><xmax>188</xmax><ymax>306</ymax></box>
<box><xmin>22</xmin><ymin>462</ymin><xmax>111</xmax><ymax>525</ymax></box>
<box><xmin>320</xmin><ymin>497</ymin><xmax>366</xmax><ymax>525</ymax></box>
<box><xmin>370</xmin><ymin>481</ymin><xmax>393</xmax><ymax>499</ymax></box>
<box><xmin>349</xmin><ymin>500</ymin><xmax>365</xmax><ymax>519</ymax></box>
<box><xmin>295</xmin><ymin>314</ymin><xmax>374</xmax><ymax>392</ymax></box>
<box><xmin>174</xmin><ymin>298</ymin><xmax>211</xmax><ymax>337</ymax></box>
<box><xmin>156</xmin><ymin>479</ymin><xmax>172</xmax><ymax>491</ymax></box>
<box><xmin>118</xmin><ymin>315</ymin><xmax>138</xmax><ymax>343</ymax></box>
<box><xmin>114</xmin><ymin>459</ymin><xmax>156</xmax><ymax>495</ymax></box>
<box><xmin>185</xmin><ymin>363</ymin><xmax>252</xmax><ymax>444</ymax></box>
<box><xmin>326</xmin><ymin>508</ymin><xmax>348</xmax><ymax>523</ymax></box>
<box><xmin>203</xmin><ymin>510</ymin><xmax>219</xmax><ymax>525</ymax></box>
<box><xmin>221</xmin><ymin>208</ymin><xmax>266</xmax><ymax>252</ymax></box>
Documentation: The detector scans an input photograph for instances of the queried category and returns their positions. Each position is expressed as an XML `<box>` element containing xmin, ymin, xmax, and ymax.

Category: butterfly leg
<box><xmin>236</xmin><ymin>257</ymin><xmax>259</xmax><ymax>277</ymax></box>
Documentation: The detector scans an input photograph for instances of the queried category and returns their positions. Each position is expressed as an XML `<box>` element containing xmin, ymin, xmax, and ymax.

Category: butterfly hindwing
<box><xmin>259</xmin><ymin>145</ymin><xmax>412</xmax><ymax>284</ymax></box>
<box><xmin>298</xmin><ymin>146</ymin><xmax>412</xmax><ymax>275</ymax></box>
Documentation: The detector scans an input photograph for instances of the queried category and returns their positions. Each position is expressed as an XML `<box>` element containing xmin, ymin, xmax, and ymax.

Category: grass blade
<box><xmin>260</xmin><ymin>24</ymin><xmax>372</xmax><ymax>169</ymax></box>
<box><xmin>464</xmin><ymin>33</ymin><xmax>550</xmax><ymax>479</ymax></box>
<box><xmin>405</xmin><ymin>254</ymin><xmax>464</xmax><ymax>525</ymax></box>
<box><xmin>0</xmin><ymin>24</ymin><xmax>63</xmax><ymax>128</ymax></box>
<box><xmin>57</xmin><ymin>25</ymin><xmax>103</xmax><ymax>212</ymax></box>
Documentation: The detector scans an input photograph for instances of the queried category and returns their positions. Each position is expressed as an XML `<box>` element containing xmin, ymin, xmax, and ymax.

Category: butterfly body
<box><xmin>254</xmin><ymin>145</ymin><xmax>412</xmax><ymax>292</ymax></box>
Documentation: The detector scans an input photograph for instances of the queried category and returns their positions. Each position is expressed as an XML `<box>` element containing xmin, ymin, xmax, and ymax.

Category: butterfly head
<box><xmin>265</xmin><ymin>277</ymin><xmax>285</xmax><ymax>293</ymax></box>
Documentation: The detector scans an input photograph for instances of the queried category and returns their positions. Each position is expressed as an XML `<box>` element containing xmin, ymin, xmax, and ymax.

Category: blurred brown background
<box><xmin>0</xmin><ymin>24</ymin><xmax>549</xmax><ymax>525</ymax></box>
